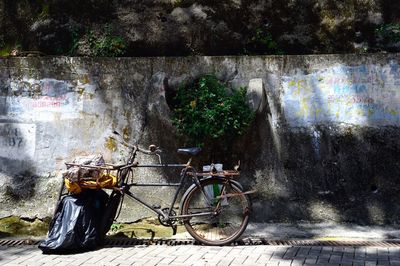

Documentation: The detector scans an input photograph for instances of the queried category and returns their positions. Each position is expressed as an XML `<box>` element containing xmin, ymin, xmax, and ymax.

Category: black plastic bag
<box><xmin>39</xmin><ymin>189</ymin><xmax>108</xmax><ymax>254</ymax></box>
<box><xmin>99</xmin><ymin>191</ymin><xmax>122</xmax><ymax>241</ymax></box>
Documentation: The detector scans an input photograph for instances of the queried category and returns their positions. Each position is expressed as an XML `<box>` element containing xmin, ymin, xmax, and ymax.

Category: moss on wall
<box><xmin>0</xmin><ymin>216</ymin><xmax>49</xmax><ymax>237</ymax></box>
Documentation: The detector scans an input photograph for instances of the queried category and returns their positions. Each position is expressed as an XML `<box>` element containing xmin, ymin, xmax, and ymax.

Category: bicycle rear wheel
<box><xmin>181</xmin><ymin>178</ymin><xmax>251</xmax><ymax>245</ymax></box>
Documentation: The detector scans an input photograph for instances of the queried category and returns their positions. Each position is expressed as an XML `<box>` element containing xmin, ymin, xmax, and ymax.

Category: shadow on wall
<box><xmin>0</xmin><ymin>62</ymin><xmax>45</xmax><ymax>202</ymax></box>
<box><xmin>241</xmin><ymin>59</ymin><xmax>400</xmax><ymax>224</ymax></box>
<box><xmin>0</xmin><ymin>124</ymin><xmax>39</xmax><ymax>201</ymax></box>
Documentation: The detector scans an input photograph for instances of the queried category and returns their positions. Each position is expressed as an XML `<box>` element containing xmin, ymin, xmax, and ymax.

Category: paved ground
<box><xmin>1</xmin><ymin>243</ymin><xmax>400</xmax><ymax>266</ymax></box>
<box><xmin>245</xmin><ymin>223</ymin><xmax>400</xmax><ymax>241</ymax></box>
<box><xmin>2</xmin><ymin>223</ymin><xmax>400</xmax><ymax>266</ymax></box>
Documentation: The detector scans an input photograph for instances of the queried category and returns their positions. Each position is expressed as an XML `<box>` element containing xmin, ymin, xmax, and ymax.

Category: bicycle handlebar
<box><xmin>136</xmin><ymin>145</ymin><xmax>162</xmax><ymax>155</ymax></box>
<box><xmin>110</xmin><ymin>133</ymin><xmax>162</xmax><ymax>156</ymax></box>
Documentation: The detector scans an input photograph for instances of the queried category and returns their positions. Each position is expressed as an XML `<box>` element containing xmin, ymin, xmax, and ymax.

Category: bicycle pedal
<box><xmin>152</xmin><ymin>204</ymin><xmax>161</xmax><ymax>209</ymax></box>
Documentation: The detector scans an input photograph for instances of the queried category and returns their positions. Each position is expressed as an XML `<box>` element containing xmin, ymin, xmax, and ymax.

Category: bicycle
<box><xmin>59</xmin><ymin>132</ymin><xmax>255</xmax><ymax>246</ymax></box>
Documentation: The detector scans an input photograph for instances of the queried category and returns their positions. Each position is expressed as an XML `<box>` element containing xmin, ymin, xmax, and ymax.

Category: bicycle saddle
<box><xmin>177</xmin><ymin>147</ymin><xmax>201</xmax><ymax>156</ymax></box>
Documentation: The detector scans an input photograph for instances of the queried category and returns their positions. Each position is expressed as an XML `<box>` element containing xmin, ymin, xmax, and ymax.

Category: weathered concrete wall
<box><xmin>0</xmin><ymin>54</ymin><xmax>399</xmax><ymax>224</ymax></box>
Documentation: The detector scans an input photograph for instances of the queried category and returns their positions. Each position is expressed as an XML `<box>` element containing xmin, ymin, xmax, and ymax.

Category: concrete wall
<box><xmin>0</xmin><ymin>54</ymin><xmax>399</xmax><ymax>224</ymax></box>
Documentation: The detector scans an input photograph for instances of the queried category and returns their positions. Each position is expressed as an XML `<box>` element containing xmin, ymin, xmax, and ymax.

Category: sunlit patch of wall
<box><xmin>282</xmin><ymin>61</ymin><xmax>400</xmax><ymax>127</ymax></box>
<box><xmin>307</xmin><ymin>200</ymin><xmax>341</xmax><ymax>222</ymax></box>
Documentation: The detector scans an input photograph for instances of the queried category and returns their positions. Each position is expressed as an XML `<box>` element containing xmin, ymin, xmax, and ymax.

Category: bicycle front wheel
<box><xmin>181</xmin><ymin>178</ymin><xmax>251</xmax><ymax>245</ymax></box>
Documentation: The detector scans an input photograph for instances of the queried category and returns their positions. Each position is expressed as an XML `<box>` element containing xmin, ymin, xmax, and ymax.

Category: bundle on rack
<box><xmin>63</xmin><ymin>154</ymin><xmax>117</xmax><ymax>194</ymax></box>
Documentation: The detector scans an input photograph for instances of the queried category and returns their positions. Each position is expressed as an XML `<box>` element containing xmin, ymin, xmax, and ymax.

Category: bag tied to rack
<box><xmin>63</xmin><ymin>154</ymin><xmax>117</xmax><ymax>194</ymax></box>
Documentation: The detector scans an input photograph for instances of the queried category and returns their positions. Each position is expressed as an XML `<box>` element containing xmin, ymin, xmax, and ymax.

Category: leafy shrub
<box><xmin>172</xmin><ymin>75</ymin><xmax>254</xmax><ymax>147</ymax></box>
<box><xmin>38</xmin><ymin>4</ymin><xmax>50</xmax><ymax>19</ymax></box>
<box><xmin>244</xmin><ymin>28</ymin><xmax>283</xmax><ymax>55</ymax></box>
<box><xmin>0</xmin><ymin>41</ymin><xmax>21</xmax><ymax>57</ymax></box>
<box><xmin>88</xmin><ymin>25</ymin><xmax>126</xmax><ymax>57</ymax></box>
<box><xmin>68</xmin><ymin>25</ymin><xmax>81</xmax><ymax>56</ymax></box>
<box><xmin>376</xmin><ymin>23</ymin><xmax>400</xmax><ymax>43</ymax></box>
<box><xmin>376</xmin><ymin>23</ymin><xmax>400</xmax><ymax>51</ymax></box>
<box><xmin>66</xmin><ymin>24</ymin><xmax>126</xmax><ymax>57</ymax></box>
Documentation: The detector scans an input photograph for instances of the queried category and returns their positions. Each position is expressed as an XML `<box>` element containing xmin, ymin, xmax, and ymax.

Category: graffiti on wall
<box><xmin>0</xmin><ymin>123</ymin><xmax>36</xmax><ymax>159</ymax></box>
<box><xmin>7</xmin><ymin>78</ymin><xmax>81</xmax><ymax>120</ymax></box>
<box><xmin>282</xmin><ymin>61</ymin><xmax>400</xmax><ymax>126</ymax></box>
<box><xmin>2</xmin><ymin>78</ymin><xmax>95</xmax><ymax>121</ymax></box>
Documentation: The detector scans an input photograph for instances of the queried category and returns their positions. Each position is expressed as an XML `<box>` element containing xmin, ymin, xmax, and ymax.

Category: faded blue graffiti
<box><xmin>282</xmin><ymin>62</ymin><xmax>400</xmax><ymax>126</ymax></box>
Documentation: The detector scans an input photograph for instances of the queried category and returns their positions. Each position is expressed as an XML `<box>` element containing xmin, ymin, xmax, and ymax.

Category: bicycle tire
<box><xmin>181</xmin><ymin>178</ymin><xmax>251</xmax><ymax>245</ymax></box>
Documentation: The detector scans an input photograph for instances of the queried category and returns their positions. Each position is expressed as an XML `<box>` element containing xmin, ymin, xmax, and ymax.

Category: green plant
<box><xmin>0</xmin><ymin>37</ymin><xmax>8</xmax><ymax>56</ymax></box>
<box><xmin>171</xmin><ymin>0</ymin><xmax>183</xmax><ymax>7</ymax></box>
<box><xmin>0</xmin><ymin>42</ymin><xmax>21</xmax><ymax>57</ymax></box>
<box><xmin>172</xmin><ymin>75</ymin><xmax>254</xmax><ymax>147</ymax></box>
<box><xmin>38</xmin><ymin>4</ymin><xmax>49</xmax><ymax>18</ymax></box>
<box><xmin>88</xmin><ymin>25</ymin><xmax>126</xmax><ymax>57</ymax></box>
<box><xmin>68</xmin><ymin>26</ymin><xmax>81</xmax><ymax>56</ymax></box>
<box><xmin>110</xmin><ymin>223</ymin><xmax>122</xmax><ymax>232</ymax></box>
<box><xmin>376</xmin><ymin>23</ymin><xmax>400</xmax><ymax>43</ymax></box>
<box><xmin>244</xmin><ymin>28</ymin><xmax>283</xmax><ymax>55</ymax></box>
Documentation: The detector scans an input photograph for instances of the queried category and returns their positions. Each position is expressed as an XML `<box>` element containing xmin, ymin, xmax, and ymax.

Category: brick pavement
<box><xmin>1</xmin><ymin>244</ymin><xmax>400</xmax><ymax>266</ymax></box>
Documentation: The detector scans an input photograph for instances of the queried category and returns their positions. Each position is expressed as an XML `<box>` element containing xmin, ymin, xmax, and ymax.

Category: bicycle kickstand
<box><xmin>171</xmin><ymin>224</ymin><xmax>177</xmax><ymax>235</ymax></box>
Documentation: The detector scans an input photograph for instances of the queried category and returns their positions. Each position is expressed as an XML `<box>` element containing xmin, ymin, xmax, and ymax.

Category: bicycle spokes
<box><xmin>182</xmin><ymin>178</ymin><xmax>251</xmax><ymax>245</ymax></box>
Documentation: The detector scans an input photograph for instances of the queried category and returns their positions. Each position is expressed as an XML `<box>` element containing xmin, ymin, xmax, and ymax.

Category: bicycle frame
<box><xmin>116</xmin><ymin>149</ymin><xmax>216</xmax><ymax>222</ymax></box>
<box><xmin>63</xmin><ymin>139</ymin><xmax>248</xmax><ymax>224</ymax></box>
